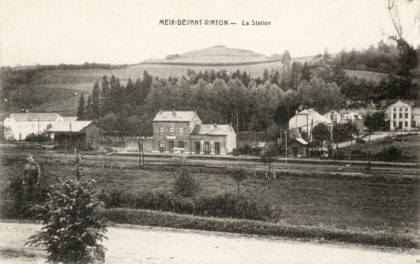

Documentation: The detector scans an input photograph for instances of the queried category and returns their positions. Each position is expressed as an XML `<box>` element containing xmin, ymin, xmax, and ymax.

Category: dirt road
<box><xmin>0</xmin><ymin>221</ymin><xmax>417</xmax><ymax>264</ymax></box>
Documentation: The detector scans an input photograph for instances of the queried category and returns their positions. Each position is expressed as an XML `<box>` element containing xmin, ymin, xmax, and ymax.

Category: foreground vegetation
<box><xmin>1</xmin><ymin>156</ymin><xmax>418</xmax><ymax>248</ymax></box>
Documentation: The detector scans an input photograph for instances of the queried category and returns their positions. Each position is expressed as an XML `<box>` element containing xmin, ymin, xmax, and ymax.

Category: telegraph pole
<box><xmin>138</xmin><ymin>122</ymin><xmax>145</xmax><ymax>168</ymax></box>
<box><xmin>284</xmin><ymin>130</ymin><xmax>288</xmax><ymax>169</ymax></box>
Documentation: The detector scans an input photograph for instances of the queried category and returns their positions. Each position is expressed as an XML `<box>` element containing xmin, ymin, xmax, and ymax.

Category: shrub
<box><xmin>376</xmin><ymin>146</ymin><xmax>402</xmax><ymax>161</ymax></box>
<box><xmin>99</xmin><ymin>189</ymin><xmax>277</xmax><ymax>221</ymax></box>
<box><xmin>226</xmin><ymin>167</ymin><xmax>248</xmax><ymax>196</ymax></box>
<box><xmin>174</xmin><ymin>168</ymin><xmax>200</xmax><ymax>198</ymax></box>
<box><xmin>356</xmin><ymin>138</ymin><xmax>365</xmax><ymax>144</ymax></box>
<box><xmin>26</xmin><ymin>179</ymin><xmax>107</xmax><ymax>264</ymax></box>
<box><xmin>25</xmin><ymin>133</ymin><xmax>50</xmax><ymax>142</ymax></box>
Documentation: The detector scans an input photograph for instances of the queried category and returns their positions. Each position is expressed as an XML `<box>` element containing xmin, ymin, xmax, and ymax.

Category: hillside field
<box><xmin>10</xmin><ymin>63</ymin><xmax>398</xmax><ymax>116</ymax></box>
<box><xmin>17</xmin><ymin>61</ymin><xmax>286</xmax><ymax>115</ymax></box>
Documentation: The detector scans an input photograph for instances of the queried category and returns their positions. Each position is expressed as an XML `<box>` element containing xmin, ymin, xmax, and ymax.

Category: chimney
<box><xmin>213</xmin><ymin>123</ymin><xmax>217</xmax><ymax>128</ymax></box>
<box><xmin>172</xmin><ymin>109</ymin><xmax>176</xmax><ymax>116</ymax></box>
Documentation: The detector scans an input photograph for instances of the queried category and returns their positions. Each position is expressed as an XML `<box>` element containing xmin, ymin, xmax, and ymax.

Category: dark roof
<box><xmin>191</xmin><ymin>124</ymin><xmax>234</xmax><ymax>136</ymax></box>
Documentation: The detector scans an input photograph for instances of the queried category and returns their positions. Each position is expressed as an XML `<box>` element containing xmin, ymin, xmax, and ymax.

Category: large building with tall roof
<box><xmin>3</xmin><ymin>112</ymin><xmax>77</xmax><ymax>140</ymax></box>
<box><xmin>152</xmin><ymin>110</ymin><xmax>236</xmax><ymax>155</ymax></box>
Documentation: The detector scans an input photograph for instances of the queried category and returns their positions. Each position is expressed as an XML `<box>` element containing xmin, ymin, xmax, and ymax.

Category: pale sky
<box><xmin>1</xmin><ymin>0</ymin><xmax>419</xmax><ymax>66</ymax></box>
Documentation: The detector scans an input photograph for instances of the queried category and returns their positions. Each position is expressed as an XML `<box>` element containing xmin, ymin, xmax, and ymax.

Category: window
<box><xmin>169</xmin><ymin>127</ymin><xmax>174</xmax><ymax>135</ymax></box>
<box><xmin>394</xmin><ymin>108</ymin><xmax>396</xmax><ymax>111</ymax></box>
<box><xmin>405</xmin><ymin>108</ymin><xmax>408</xmax><ymax>111</ymax></box>
<box><xmin>400</xmin><ymin>108</ymin><xmax>402</xmax><ymax>111</ymax></box>
<box><xmin>399</xmin><ymin>113</ymin><xmax>402</xmax><ymax>118</ymax></box>
<box><xmin>179</xmin><ymin>127</ymin><xmax>184</xmax><ymax>135</ymax></box>
<box><xmin>393</xmin><ymin>113</ymin><xmax>396</xmax><ymax>119</ymax></box>
<box><xmin>412</xmin><ymin>121</ymin><xmax>416</xmax><ymax>127</ymax></box>
<box><xmin>405</xmin><ymin>121</ymin><xmax>408</xmax><ymax>127</ymax></box>
<box><xmin>405</xmin><ymin>113</ymin><xmax>408</xmax><ymax>118</ymax></box>
<box><xmin>178</xmin><ymin>141</ymin><xmax>184</xmax><ymax>148</ymax></box>
<box><xmin>159</xmin><ymin>141</ymin><xmax>165</xmax><ymax>148</ymax></box>
<box><xmin>393</xmin><ymin>121</ymin><xmax>396</xmax><ymax>128</ymax></box>
<box><xmin>159</xmin><ymin>127</ymin><xmax>165</xmax><ymax>135</ymax></box>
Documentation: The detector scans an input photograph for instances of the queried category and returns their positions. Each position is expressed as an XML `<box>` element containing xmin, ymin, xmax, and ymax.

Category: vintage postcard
<box><xmin>0</xmin><ymin>0</ymin><xmax>419</xmax><ymax>263</ymax></box>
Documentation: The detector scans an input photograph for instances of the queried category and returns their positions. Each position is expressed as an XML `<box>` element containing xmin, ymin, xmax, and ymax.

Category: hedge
<box><xmin>100</xmin><ymin>208</ymin><xmax>418</xmax><ymax>249</ymax></box>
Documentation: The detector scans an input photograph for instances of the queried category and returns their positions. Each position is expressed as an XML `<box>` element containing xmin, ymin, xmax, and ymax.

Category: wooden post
<box><xmin>75</xmin><ymin>146</ymin><xmax>80</xmax><ymax>180</ymax></box>
<box><xmin>141</xmin><ymin>138</ymin><xmax>145</xmax><ymax>166</ymax></box>
<box><xmin>137</xmin><ymin>138</ymin><xmax>141</xmax><ymax>168</ymax></box>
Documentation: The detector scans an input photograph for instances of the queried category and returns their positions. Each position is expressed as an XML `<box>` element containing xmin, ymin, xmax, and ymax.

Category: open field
<box><xmin>1</xmin><ymin>157</ymin><xmax>418</xmax><ymax>233</ymax></box>
<box><xmin>344</xmin><ymin>69</ymin><xmax>388</xmax><ymax>82</ymax></box>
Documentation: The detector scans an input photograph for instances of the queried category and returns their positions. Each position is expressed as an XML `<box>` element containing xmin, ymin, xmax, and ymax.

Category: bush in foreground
<box><xmin>26</xmin><ymin>179</ymin><xmax>107</xmax><ymax>264</ymax></box>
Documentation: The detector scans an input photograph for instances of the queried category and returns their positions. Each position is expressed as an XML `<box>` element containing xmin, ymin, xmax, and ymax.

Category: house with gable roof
<box><xmin>288</xmin><ymin>108</ymin><xmax>333</xmax><ymax>140</ymax></box>
<box><xmin>152</xmin><ymin>110</ymin><xmax>236</xmax><ymax>155</ymax></box>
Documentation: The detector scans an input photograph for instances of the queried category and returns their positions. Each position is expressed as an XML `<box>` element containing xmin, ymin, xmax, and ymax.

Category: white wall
<box><xmin>4</xmin><ymin>119</ymin><xmax>55</xmax><ymax>140</ymax></box>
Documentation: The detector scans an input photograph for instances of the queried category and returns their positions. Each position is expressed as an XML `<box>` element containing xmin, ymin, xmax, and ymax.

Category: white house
<box><xmin>388</xmin><ymin>100</ymin><xmax>420</xmax><ymax>131</ymax></box>
<box><xmin>325</xmin><ymin>110</ymin><xmax>342</xmax><ymax>124</ymax></box>
<box><xmin>324</xmin><ymin>109</ymin><xmax>363</xmax><ymax>124</ymax></box>
<box><xmin>3</xmin><ymin>113</ymin><xmax>77</xmax><ymax>140</ymax></box>
<box><xmin>289</xmin><ymin>109</ymin><xmax>332</xmax><ymax>139</ymax></box>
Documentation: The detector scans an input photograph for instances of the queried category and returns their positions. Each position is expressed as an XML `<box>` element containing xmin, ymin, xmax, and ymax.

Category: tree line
<box><xmin>77</xmin><ymin>40</ymin><xmax>418</xmax><ymax>137</ymax></box>
<box><xmin>77</xmin><ymin>64</ymin><xmax>349</xmax><ymax>136</ymax></box>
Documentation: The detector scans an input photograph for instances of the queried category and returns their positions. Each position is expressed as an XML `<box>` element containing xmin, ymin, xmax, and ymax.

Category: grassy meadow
<box><xmin>1</xmin><ymin>159</ymin><xmax>418</xmax><ymax>234</ymax></box>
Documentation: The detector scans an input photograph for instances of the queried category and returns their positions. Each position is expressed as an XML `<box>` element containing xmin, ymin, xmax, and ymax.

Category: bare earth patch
<box><xmin>0</xmin><ymin>221</ymin><xmax>417</xmax><ymax>264</ymax></box>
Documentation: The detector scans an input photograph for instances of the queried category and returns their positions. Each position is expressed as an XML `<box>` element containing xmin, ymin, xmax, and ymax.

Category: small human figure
<box><xmin>21</xmin><ymin>155</ymin><xmax>42</xmax><ymax>203</ymax></box>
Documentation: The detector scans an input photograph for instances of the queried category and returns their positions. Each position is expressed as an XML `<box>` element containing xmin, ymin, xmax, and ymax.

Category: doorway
<box><xmin>214</xmin><ymin>142</ymin><xmax>220</xmax><ymax>155</ymax></box>
<box><xmin>292</xmin><ymin>147</ymin><xmax>298</xmax><ymax>157</ymax></box>
<box><xmin>169</xmin><ymin>141</ymin><xmax>174</xmax><ymax>153</ymax></box>
<box><xmin>204</xmin><ymin>141</ymin><xmax>210</xmax><ymax>154</ymax></box>
<box><xmin>195</xmin><ymin>141</ymin><xmax>200</xmax><ymax>154</ymax></box>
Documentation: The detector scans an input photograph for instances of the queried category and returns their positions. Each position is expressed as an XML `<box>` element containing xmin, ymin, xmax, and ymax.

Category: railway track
<box><xmin>1</xmin><ymin>149</ymin><xmax>419</xmax><ymax>177</ymax></box>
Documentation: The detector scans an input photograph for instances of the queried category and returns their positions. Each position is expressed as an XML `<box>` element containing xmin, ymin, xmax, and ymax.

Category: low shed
<box><xmin>48</xmin><ymin>121</ymin><xmax>100</xmax><ymax>149</ymax></box>
<box><xmin>288</xmin><ymin>138</ymin><xmax>308</xmax><ymax>157</ymax></box>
